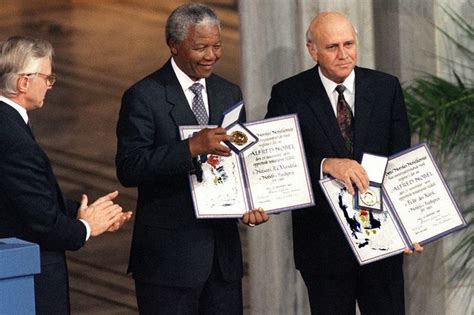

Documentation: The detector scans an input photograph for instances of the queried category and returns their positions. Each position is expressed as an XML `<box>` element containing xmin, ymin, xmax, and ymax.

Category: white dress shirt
<box><xmin>319</xmin><ymin>67</ymin><xmax>355</xmax><ymax>116</ymax></box>
<box><xmin>171</xmin><ymin>58</ymin><xmax>209</xmax><ymax>116</ymax></box>
<box><xmin>318</xmin><ymin>68</ymin><xmax>356</xmax><ymax>178</ymax></box>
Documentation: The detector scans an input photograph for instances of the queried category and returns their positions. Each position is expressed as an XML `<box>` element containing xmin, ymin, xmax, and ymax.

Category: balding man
<box><xmin>266</xmin><ymin>12</ymin><xmax>415</xmax><ymax>314</ymax></box>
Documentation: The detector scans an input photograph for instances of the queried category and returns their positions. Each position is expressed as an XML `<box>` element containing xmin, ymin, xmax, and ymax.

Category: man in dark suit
<box><xmin>266</xmin><ymin>12</ymin><xmax>421</xmax><ymax>314</ymax></box>
<box><xmin>0</xmin><ymin>36</ymin><xmax>132</xmax><ymax>314</ymax></box>
<box><xmin>116</xmin><ymin>3</ymin><xmax>267</xmax><ymax>314</ymax></box>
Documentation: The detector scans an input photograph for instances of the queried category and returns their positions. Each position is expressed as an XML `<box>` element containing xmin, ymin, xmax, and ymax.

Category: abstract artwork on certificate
<box><xmin>199</xmin><ymin>154</ymin><xmax>239</xmax><ymax>207</ymax></box>
<box><xmin>333</xmin><ymin>184</ymin><xmax>403</xmax><ymax>254</ymax></box>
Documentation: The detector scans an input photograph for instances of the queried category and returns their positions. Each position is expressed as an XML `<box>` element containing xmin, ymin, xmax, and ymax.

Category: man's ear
<box><xmin>306</xmin><ymin>42</ymin><xmax>318</xmax><ymax>63</ymax></box>
<box><xmin>168</xmin><ymin>40</ymin><xmax>179</xmax><ymax>56</ymax></box>
<box><xmin>17</xmin><ymin>75</ymin><xmax>29</xmax><ymax>93</ymax></box>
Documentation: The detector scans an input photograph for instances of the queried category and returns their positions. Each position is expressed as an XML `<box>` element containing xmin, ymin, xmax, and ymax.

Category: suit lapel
<box><xmin>163</xmin><ymin>61</ymin><xmax>228</xmax><ymax>126</ymax></box>
<box><xmin>353</xmin><ymin>67</ymin><xmax>375</xmax><ymax>159</ymax></box>
<box><xmin>161</xmin><ymin>61</ymin><xmax>200</xmax><ymax>127</ymax></box>
<box><xmin>304</xmin><ymin>67</ymin><xmax>350</xmax><ymax>157</ymax></box>
<box><xmin>161</xmin><ymin>60</ymin><xmax>229</xmax><ymax>127</ymax></box>
<box><xmin>206</xmin><ymin>75</ymin><xmax>228</xmax><ymax>125</ymax></box>
<box><xmin>0</xmin><ymin>101</ymin><xmax>35</xmax><ymax>140</ymax></box>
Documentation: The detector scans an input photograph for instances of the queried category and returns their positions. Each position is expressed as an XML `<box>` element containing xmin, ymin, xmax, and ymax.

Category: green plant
<box><xmin>405</xmin><ymin>75</ymin><xmax>474</xmax><ymax>162</ymax></box>
<box><xmin>403</xmin><ymin>5</ymin><xmax>473</xmax><ymax>282</ymax></box>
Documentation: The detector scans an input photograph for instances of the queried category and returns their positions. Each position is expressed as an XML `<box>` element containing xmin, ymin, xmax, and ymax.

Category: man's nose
<box><xmin>337</xmin><ymin>45</ymin><xmax>347</xmax><ymax>59</ymax></box>
<box><xmin>204</xmin><ymin>47</ymin><xmax>216</xmax><ymax>60</ymax></box>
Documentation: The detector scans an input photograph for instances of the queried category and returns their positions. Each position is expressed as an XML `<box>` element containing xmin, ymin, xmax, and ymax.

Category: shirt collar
<box><xmin>0</xmin><ymin>95</ymin><xmax>29</xmax><ymax>124</ymax></box>
<box><xmin>171</xmin><ymin>57</ymin><xmax>207</xmax><ymax>92</ymax></box>
<box><xmin>318</xmin><ymin>67</ymin><xmax>355</xmax><ymax>95</ymax></box>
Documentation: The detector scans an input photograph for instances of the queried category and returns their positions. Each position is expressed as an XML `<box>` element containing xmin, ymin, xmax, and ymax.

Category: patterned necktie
<box><xmin>189</xmin><ymin>83</ymin><xmax>208</xmax><ymax>125</ymax></box>
<box><xmin>335</xmin><ymin>84</ymin><xmax>353</xmax><ymax>153</ymax></box>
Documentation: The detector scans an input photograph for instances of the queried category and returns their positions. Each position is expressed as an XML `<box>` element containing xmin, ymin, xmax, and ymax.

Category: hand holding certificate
<box><xmin>180</xmin><ymin>113</ymin><xmax>315</xmax><ymax>218</ymax></box>
<box><xmin>320</xmin><ymin>144</ymin><xmax>466</xmax><ymax>265</ymax></box>
<box><xmin>242</xmin><ymin>208</ymin><xmax>269</xmax><ymax>227</ymax></box>
<box><xmin>188</xmin><ymin>127</ymin><xmax>232</xmax><ymax>157</ymax></box>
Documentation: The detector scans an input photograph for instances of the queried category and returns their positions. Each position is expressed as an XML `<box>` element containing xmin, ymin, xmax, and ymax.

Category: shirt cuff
<box><xmin>320</xmin><ymin>158</ymin><xmax>327</xmax><ymax>179</ymax></box>
<box><xmin>79</xmin><ymin>219</ymin><xmax>91</xmax><ymax>241</ymax></box>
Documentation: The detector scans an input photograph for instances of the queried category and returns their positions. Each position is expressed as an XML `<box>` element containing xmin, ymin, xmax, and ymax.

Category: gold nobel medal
<box><xmin>360</xmin><ymin>188</ymin><xmax>377</xmax><ymax>207</ymax></box>
<box><xmin>230</xmin><ymin>130</ymin><xmax>248</xmax><ymax>146</ymax></box>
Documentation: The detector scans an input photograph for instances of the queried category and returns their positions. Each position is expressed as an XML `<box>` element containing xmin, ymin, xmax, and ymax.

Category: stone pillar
<box><xmin>374</xmin><ymin>1</ymin><xmax>473</xmax><ymax>314</ymax></box>
<box><xmin>373</xmin><ymin>0</ymin><xmax>437</xmax><ymax>82</ymax></box>
<box><xmin>239</xmin><ymin>1</ymin><xmax>374</xmax><ymax>313</ymax></box>
<box><xmin>239</xmin><ymin>2</ymin><xmax>308</xmax><ymax>312</ymax></box>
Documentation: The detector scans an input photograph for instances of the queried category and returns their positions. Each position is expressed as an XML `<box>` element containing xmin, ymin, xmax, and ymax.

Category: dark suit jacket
<box><xmin>266</xmin><ymin>66</ymin><xmax>410</xmax><ymax>275</ymax></box>
<box><xmin>116</xmin><ymin>60</ymin><xmax>244</xmax><ymax>287</ymax></box>
<box><xmin>0</xmin><ymin>102</ymin><xmax>86</xmax><ymax>314</ymax></box>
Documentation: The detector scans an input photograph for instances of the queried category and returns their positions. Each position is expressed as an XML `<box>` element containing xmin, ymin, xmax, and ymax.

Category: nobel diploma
<box><xmin>383</xmin><ymin>144</ymin><xmax>466</xmax><ymax>243</ymax></box>
<box><xmin>320</xmin><ymin>144</ymin><xmax>466</xmax><ymax>265</ymax></box>
<box><xmin>180</xmin><ymin>114</ymin><xmax>315</xmax><ymax>218</ymax></box>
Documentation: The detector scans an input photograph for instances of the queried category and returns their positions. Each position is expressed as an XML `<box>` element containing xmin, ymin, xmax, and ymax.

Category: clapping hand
<box><xmin>77</xmin><ymin>191</ymin><xmax>132</xmax><ymax>236</ymax></box>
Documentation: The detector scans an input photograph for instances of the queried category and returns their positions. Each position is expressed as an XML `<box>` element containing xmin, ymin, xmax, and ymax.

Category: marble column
<box><xmin>374</xmin><ymin>1</ymin><xmax>473</xmax><ymax>314</ymax></box>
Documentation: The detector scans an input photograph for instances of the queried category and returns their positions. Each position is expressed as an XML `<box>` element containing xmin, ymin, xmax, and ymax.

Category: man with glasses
<box><xmin>0</xmin><ymin>36</ymin><xmax>132</xmax><ymax>314</ymax></box>
<box><xmin>22</xmin><ymin>72</ymin><xmax>57</xmax><ymax>87</ymax></box>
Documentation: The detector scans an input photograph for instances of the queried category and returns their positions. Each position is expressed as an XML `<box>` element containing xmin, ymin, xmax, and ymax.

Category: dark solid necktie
<box><xmin>335</xmin><ymin>84</ymin><xmax>353</xmax><ymax>153</ymax></box>
<box><xmin>26</xmin><ymin>119</ymin><xmax>35</xmax><ymax>140</ymax></box>
<box><xmin>189</xmin><ymin>83</ymin><xmax>208</xmax><ymax>125</ymax></box>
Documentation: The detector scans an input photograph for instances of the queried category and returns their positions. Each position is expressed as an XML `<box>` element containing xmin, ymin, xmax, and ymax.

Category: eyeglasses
<box><xmin>20</xmin><ymin>72</ymin><xmax>57</xmax><ymax>87</ymax></box>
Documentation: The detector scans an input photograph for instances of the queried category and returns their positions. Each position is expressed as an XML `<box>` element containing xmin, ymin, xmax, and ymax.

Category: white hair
<box><xmin>0</xmin><ymin>36</ymin><xmax>53</xmax><ymax>97</ymax></box>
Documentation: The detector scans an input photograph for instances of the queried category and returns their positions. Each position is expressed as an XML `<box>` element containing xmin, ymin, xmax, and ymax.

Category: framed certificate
<box><xmin>180</xmin><ymin>114</ymin><xmax>315</xmax><ymax>218</ymax></box>
<box><xmin>320</xmin><ymin>143</ymin><xmax>467</xmax><ymax>265</ymax></box>
<box><xmin>383</xmin><ymin>143</ymin><xmax>467</xmax><ymax>245</ymax></box>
